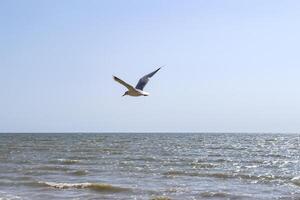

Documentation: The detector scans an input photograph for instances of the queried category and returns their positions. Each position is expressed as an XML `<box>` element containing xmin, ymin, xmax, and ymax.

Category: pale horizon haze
<box><xmin>1</xmin><ymin>0</ymin><xmax>300</xmax><ymax>133</ymax></box>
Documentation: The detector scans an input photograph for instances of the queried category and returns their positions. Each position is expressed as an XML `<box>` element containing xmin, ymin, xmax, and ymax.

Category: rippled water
<box><xmin>0</xmin><ymin>133</ymin><xmax>300</xmax><ymax>200</ymax></box>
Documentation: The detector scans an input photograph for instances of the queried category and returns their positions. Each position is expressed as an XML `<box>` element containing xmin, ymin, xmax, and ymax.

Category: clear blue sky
<box><xmin>1</xmin><ymin>0</ymin><xmax>300</xmax><ymax>133</ymax></box>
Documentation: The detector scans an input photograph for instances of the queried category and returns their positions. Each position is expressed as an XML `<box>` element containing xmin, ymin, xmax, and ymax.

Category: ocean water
<box><xmin>0</xmin><ymin>133</ymin><xmax>300</xmax><ymax>200</ymax></box>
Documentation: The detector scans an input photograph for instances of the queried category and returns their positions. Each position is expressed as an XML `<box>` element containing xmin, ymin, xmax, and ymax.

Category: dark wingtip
<box><xmin>113</xmin><ymin>76</ymin><xmax>120</xmax><ymax>82</ymax></box>
<box><xmin>158</xmin><ymin>65</ymin><xmax>165</xmax><ymax>70</ymax></box>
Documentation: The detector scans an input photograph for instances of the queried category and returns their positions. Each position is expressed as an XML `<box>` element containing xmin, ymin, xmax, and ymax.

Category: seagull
<box><xmin>113</xmin><ymin>67</ymin><xmax>162</xmax><ymax>97</ymax></box>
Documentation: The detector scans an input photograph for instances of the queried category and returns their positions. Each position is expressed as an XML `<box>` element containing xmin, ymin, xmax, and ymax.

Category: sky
<box><xmin>1</xmin><ymin>0</ymin><xmax>300</xmax><ymax>133</ymax></box>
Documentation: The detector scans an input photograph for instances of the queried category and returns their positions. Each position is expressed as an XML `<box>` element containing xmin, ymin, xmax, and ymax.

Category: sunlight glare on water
<box><xmin>0</xmin><ymin>133</ymin><xmax>299</xmax><ymax>200</ymax></box>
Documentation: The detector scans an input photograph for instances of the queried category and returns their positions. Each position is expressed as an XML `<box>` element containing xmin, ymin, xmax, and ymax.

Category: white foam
<box><xmin>39</xmin><ymin>181</ymin><xmax>93</xmax><ymax>189</ymax></box>
<box><xmin>291</xmin><ymin>176</ymin><xmax>300</xmax><ymax>186</ymax></box>
<box><xmin>38</xmin><ymin>181</ymin><xmax>129</xmax><ymax>192</ymax></box>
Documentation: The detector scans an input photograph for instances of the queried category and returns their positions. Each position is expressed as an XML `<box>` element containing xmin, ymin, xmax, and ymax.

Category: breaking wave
<box><xmin>38</xmin><ymin>181</ymin><xmax>130</xmax><ymax>192</ymax></box>
<box><xmin>291</xmin><ymin>176</ymin><xmax>300</xmax><ymax>187</ymax></box>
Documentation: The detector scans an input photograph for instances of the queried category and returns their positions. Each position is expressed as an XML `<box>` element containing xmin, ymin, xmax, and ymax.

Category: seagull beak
<box><xmin>122</xmin><ymin>94</ymin><xmax>126</xmax><ymax>97</ymax></box>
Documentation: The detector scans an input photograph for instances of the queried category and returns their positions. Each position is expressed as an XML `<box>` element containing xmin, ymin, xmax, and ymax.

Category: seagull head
<box><xmin>122</xmin><ymin>91</ymin><xmax>128</xmax><ymax>97</ymax></box>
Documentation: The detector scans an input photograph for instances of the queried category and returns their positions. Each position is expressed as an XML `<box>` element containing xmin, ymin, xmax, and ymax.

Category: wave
<box><xmin>38</xmin><ymin>181</ymin><xmax>130</xmax><ymax>192</ymax></box>
<box><xmin>291</xmin><ymin>176</ymin><xmax>300</xmax><ymax>187</ymax></box>
<box><xmin>30</xmin><ymin>165</ymin><xmax>71</xmax><ymax>171</ymax></box>
<box><xmin>66</xmin><ymin>156</ymin><xmax>98</xmax><ymax>160</ymax></box>
<box><xmin>150</xmin><ymin>196</ymin><xmax>171</xmax><ymax>200</ymax></box>
<box><xmin>163</xmin><ymin>170</ymin><xmax>290</xmax><ymax>183</ymax></box>
<box><xmin>68</xmin><ymin>170</ymin><xmax>88</xmax><ymax>176</ymax></box>
<box><xmin>49</xmin><ymin>159</ymin><xmax>81</xmax><ymax>165</ymax></box>
<box><xmin>199</xmin><ymin>191</ymin><xmax>248</xmax><ymax>199</ymax></box>
<box><xmin>190</xmin><ymin>162</ymin><xmax>217</xmax><ymax>168</ymax></box>
<box><xmin>200</xmin><ymin>191</ymin><xmax>232</xmax><ymax>198</ymax></box>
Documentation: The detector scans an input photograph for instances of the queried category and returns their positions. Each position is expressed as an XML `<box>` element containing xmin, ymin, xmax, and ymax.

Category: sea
<box><xmin>0</xmin><ymin>133</ymin><xmax>300</xmax><ymax>200</ymax></box>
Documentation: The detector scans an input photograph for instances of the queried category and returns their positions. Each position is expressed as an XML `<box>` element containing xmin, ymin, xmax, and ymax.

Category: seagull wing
<box><xmin>135</xmin><ymin>67</ymin><xmax>161</xmax><ymax>90</ymax></box>
<box><xmin>113</xmin><ymin>76</ymin><xmax>135</xmax><ymax>91</ymax></box>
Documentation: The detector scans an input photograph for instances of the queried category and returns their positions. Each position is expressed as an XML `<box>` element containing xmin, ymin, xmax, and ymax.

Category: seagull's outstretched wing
<box><xmin>113</xmin><ymin>76</ymin><xmax>135</xmax><ymax>90</ymax></box>
<box><xmin>135</xmin><ymin>67</ymin><xmax>161</xmax><ymax>90</ymax></box>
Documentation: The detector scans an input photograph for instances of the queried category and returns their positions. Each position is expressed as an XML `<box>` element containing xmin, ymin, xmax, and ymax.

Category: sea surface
<box><xmin>0</xmin><ymin>133</ymin><xmax>300</xmax><ymax>200</ymax></box>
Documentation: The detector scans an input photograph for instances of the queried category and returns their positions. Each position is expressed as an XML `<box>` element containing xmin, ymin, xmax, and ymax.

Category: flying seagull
<box><xmin>113</xmin><ymin>67</ymin><xmax>162</xmax><ymax>97</ymax></box>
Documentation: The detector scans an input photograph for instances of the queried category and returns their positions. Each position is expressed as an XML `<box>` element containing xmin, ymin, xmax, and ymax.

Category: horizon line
<box><xmin>0</xmin><ymin>131</ymin><xmax>299</xmax><ymax>134</ymax></box>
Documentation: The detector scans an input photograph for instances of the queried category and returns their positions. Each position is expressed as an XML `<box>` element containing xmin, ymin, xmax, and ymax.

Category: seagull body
<box><xmin>113</xmin><ymin>67</ymin><xmax>161</xmax><ymax>97</ymax></box>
